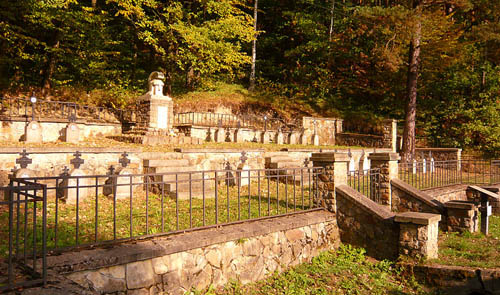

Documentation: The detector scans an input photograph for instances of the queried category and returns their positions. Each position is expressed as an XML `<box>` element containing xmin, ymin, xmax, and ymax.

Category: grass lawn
<box><xmin>431</xmin><ymin>215</ymin><xmax>500</xmax><ymax>268</ymax></box>
<box><xmin>204</xmin><ymin>245</ymin><xmax>430</xmax><ymax>295</ymax></box>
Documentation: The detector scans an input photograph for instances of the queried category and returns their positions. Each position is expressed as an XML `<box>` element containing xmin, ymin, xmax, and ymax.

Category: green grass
<box><xmin>198</xmin><ymin>244</ymin><xmax>430</xmax><ymax>295</ymax></box>
<box><xmin>430</xmin><ymin>215</ymin><xmax>500</xmax><ymax>268</ymax></box>
<box><xmin>0</xmin><ymin>179</ymin><xmax>318</xmax><ymax>255</ymax></box>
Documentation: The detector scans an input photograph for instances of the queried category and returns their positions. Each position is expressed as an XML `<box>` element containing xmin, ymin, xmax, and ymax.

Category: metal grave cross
<box><xmin>119</xmin><ymin>152</ymin><xmax>131</xmax><ymax>168</ymax></box>
<box><xmin>240</xmin><ymin>151</ymin><xmax>248</xmax><ymax>164</ymax></box>
<box><xmin>70</xmin><ymin>151</ymin><xmax>84</xmax><ymax>169</ymax></box>
<box><xmin>68</xmin><ymin>112</ymin><xmax>77</xmax><ymax>123</ymax></box>
<box><xmin>16</xmin><ymin>149</ymin><xmax>32</xmax><ymax>169</ymax></box>
<box><xmin>304</xmin><ymin>158</ymin><xmax>310</xmax><ymax>167</ymax></box>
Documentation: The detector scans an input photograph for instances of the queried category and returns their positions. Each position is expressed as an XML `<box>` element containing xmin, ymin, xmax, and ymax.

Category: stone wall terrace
<box><xmin>46</xmin><ymin>210</ymin><xmax>339</xmax><ymax>295</ymax></box>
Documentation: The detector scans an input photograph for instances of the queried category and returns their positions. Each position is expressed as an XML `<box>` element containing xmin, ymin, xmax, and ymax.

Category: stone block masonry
<box><xmin>49</xmin><ymin>210</ymin><xmax>339</xmax><ymax>295</ymax></box>
<box><xmin>335</xmin><ymin>185</ymin><xmax>440</xmax><ymax>260</ymax></box>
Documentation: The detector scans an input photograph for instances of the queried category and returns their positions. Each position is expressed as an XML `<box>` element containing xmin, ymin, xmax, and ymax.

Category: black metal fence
<box><xmin>398</xmin><ymin>159</ymin><xmax>500</xmax><ymax>190</ymax></box>
<box><xmin>173</xmin><ymin>111</ymin><xmax>290</xmax><ymax>131</ymax></box>
<box><xmin>0</xmin><ymin>166</ymin><xmax>324</xmax><ymax>291</ymax></box>
<box><xmin>0</xmin><ymin>179</ymin><xmax>47</xmax><ymax>293</ymax></box>
<box><xmin>347</xmin><ymin>168</ymin><xmax>382</xmax><ymax>203</ymax></box>
<box><xmin>0</xmin><ymin>96</ymin><xmax>133</xmax><ymax>123</ymax></box>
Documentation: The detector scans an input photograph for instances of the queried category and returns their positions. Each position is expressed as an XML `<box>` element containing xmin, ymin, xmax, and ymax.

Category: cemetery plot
<box><xmin>0</xmin><ymin>172</ymin><xmax>321</xmax><ymax>254</ymax></box>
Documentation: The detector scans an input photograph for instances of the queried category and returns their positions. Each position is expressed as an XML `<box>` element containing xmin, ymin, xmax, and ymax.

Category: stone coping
<box><xmin>280</xmin><ymin>148</ymin><xmax>391</xmax><ymax>152</ymax></box>
<box><xmin>173</xmin><ymin>148</ymin><xmax>266</xmax><ymax>153</ymax></box>
<box><xmin>444</xmin><ymin>200</ymin><xmax>477</xmax><ymax>210</ymax></box>
<box><xmin>0</xmin><ymin>147</ymin><xmax>143</xmax><ymax>154</ymax></box>
<box><xmin>391</xmin><ymin>179</ymin><xmax>445</xmax><ymax>212</ymax></box>
<box><xmin>368</xmin><ymin>152</ymin><xmax>400</xmax><ymax>161</ymax></box>
<box><xmin>394</xmin><ymin>211</ymin><xmax>441</xmax><ymax>225</ymax></box>
<box><xmin>1</xmin><ymin>117</ymin><xmax>121</xmax><ymax>126</ymax></box>
<box><xmin>303</xmin><ymin>116</ymin><xmax>341</xmax><ymax>122</ymax></box>
<box><xmin>468</xmin><ymin>185</ymin><xmax>500</xmax><ymax>200</ymax></box>
<box><xmin>45</xmin><ymin>209</ymin><xmax>334</xmax><ymax>274</ymax></box>
<box><xmin>338</xmin><ymin>132</ymin><xmax>384</xmax><ymax>138</ymax></box>
<box><xmin>336</xmin><ymin>185</ymin><xmax>395</xmax><ymax>221</ymax></box>
<box><xmin>415</xmin><ymin>148</ymin><xmax>462</xmax><ymax>152</ymax></box>
<box><xmin>423</xmin><ymin>184</ymin><xmax>468</xmax><ymax>196</ymax></box>
<box><xmin>310</xmin><ymin>152</ymin><xmax>350</xmax><ymax>162</ymax></box>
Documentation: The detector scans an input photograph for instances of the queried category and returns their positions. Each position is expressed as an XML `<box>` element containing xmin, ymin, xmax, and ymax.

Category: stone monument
<box><xmin>137</xmin><ymin>72</ymin><xmax>173</xmax><ymax>133</ymax></box>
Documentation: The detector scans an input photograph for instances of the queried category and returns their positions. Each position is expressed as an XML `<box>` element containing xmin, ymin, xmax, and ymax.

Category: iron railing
<box><xmin>398</xmin><ymin>159</ymin><xmax>500</xmax><ymax>190</ymax></box>
<box><xmin>0</xmin><ymin>97</ymin><xmax>134</xmax><ymax>123</ymax></box>
<box><xmin>347</xmin><ymin>168</ymin><xmax>382</xmax><ymax>203</ymax></box>
<box><xmin>0</xmin><ymin>166</ymin><xmax>324</xmax><ymax>259</ymax></box>
<box><xmin>173</xmin><ymin>112</ymin><xmax>289</xmax><ymax>131</ymax></box>
<box><xmin>0</xmin><ymin>179</ymin><xmax>48</xmax><ymax>292</ymax></box>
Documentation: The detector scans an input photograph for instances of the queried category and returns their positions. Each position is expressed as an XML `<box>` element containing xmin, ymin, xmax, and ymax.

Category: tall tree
<box><xmin>249</xmin><ymin>0</ymin><xmax>258</xmax><ymax>91</ymax></box>
<box><xmin>401</xmin><ymin>0</ymin><xmax>421</xmax><ymax>163</ymax></box>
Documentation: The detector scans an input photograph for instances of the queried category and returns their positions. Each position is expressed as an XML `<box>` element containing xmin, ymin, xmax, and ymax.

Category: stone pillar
<box><xmin>382</xmin><ymin>119</ymin><xmax>397</xmax><ymax>152</ymax></box>
<box><xmin>368</xmin><ymin>152</ymin><xmax>400</xmax><ymax>209</ymax></box>
<box><xmin>310</xmin><ymin>152</ymin><xmax>350</xmax><ymax>213</ymax></box>
<box><xmin>25</xmin><ymin>121</ymin><xmax>43</xmax><ymax>143</ymax></box>
<box><xmin>395</xmin><ymin>212</ymin><xmax>441</xmax><ymax>259</ymax></box>
<box><xmin>64</xmin><ymin>123</ymin><xmax>80</xmax><ymax>143</ymax></box>
<box><xmin>137</xmin><ymin>72</ymin><xmax>173</xmax><ymax>132</ymax></box>
<box><xmin>444</xmin><ymin>201</ymin><xmax>479</xmax><ymax>233</ymax></box>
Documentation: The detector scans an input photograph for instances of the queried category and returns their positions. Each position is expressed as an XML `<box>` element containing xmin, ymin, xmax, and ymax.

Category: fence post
<box><xmin>368</xmin><ymin>152</ymin><xmax>400</xmax><ymax>210</ymax></box>
<box><xmin>310</xmin><ymin>152</ymin><xmax>349</xmax><ymax>213</ymax></box>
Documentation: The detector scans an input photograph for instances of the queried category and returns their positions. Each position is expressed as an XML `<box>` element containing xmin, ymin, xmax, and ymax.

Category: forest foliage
<box><xmin>0</xmin><ymin>0</ymin><xmax>499</xmax><ymax>155</ymax></box>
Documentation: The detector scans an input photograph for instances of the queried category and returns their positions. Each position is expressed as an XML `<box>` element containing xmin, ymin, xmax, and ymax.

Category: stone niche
<box><xmin>136</xmin><ymin>72</ymin><xmax>174</xmax><ymax>132</ymax></box>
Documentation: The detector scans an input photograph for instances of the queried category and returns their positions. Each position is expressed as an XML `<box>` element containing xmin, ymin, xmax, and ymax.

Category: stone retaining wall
<box><xmin>335</xmin><ymin>185</ymin><xmax>399</xmax><ymax>260</ymax></box>
<box><xmin>47</xmin><ymin>210</ymin><xmax>339</xmax><ymax>295</ymax></box>
<box><xmin>0</xmin><ymin>120</ymin><xmax>121</xmax><ymax>142</ymax></box>
<box><xmin>391</xmin><ymin>179</ymin><xmax>445</xmax><ymax>215</ymax></box>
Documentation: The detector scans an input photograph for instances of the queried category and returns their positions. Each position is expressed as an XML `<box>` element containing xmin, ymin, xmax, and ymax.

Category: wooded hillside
<box><xmin>0</xmin><ymin>0</ymin><xmax>499</xmax><ymax>156</ymax></box>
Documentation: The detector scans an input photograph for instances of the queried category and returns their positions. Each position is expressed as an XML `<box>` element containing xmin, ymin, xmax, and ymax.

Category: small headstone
<box><xmin>237</xmin><ymin>163</ymin><xmax>251</xmax><ymax>186</ymax></box>
<box><xmin>349</xmin><ymin>155</ymin><xmax>356</xmax><ymax>173</ymax></box>
<box><xmin>276</xmin><ymin>131</ymin><xmax>284</xmax><ymax>145</ymax></box>
<box><xmin>25</xmin><ymin>121</ymin><xmax>42</xmax><ymax>143</ymax></box>
<box><xmin>260</xmin><ymin>131</ymin><xmax>270</xmax><ymax>144</ymax></box>
<box><xmin>57</xmin><ymin>152</ymin><xmax>90</xmax><ymax>204</ymax></box>
<box><xmin>422</xmin><ymin>158</ymin><xmax>427</xmax><ymax>174</ymax></box>
<box><xmin>57</xmin><ymin>168</ymin><xmax>90</xmax><ymax>205</ymax></box>
<box><xmin>234</xmin><ymin>128</ymin><xmax>243</xmax><ymax>143</ymax></box>
<box><xmin>412</xmin><ymin>159</ymin><xmax>417</xmax><ymax>174</ymax></box>
<box><xmin>104</xmin><ymin>166</ymin><xmax>135</xmax><ymax>200</ymax></box>
<box><xmin>215</xmin><ymin>128</ymin><xmax>225</xmax><ymax>143</ymax></box>
<box><xmin>430</xmin><ymin>157</ymin><xmax>435</xmax><ymax>173</ymax></box>
<box><xmin>312</xmin><ymin>134</ymin><xmax>320</xmax><ymax>146</ymax></box>
<box><xmin>289</xmin><ymin>132</ymin><xmax>298</xmax><ymax>145</ymax></box>
<box><xmin>64</xmin><ymin>123</ymin><xmax>80</xmax><ymax>143</ymax></box>
<box><xmin>299</xmin><ymin>132</ymin><xmax>308</xmax><ymax>145</ymax></box>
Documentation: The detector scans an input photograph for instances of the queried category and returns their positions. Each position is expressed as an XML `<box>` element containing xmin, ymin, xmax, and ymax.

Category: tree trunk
<box><xmin>401</xmin><ymin>1</ymin><xmax>421</xmax><ymax>163</ymax></box>
<box><xmin>42</xmin><ymin>33</ymin><xmax>61</xmax><ymax>93</ymax></box>
<box><xmin>249</xmin><ymin>0</ymin><xmax>258</xmax><ymax>91</ymax></box>
<box><xmin>329</xmin><ymin>0</ymin><xmax>335</xmax><ymax>41</ymax></box>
